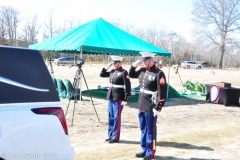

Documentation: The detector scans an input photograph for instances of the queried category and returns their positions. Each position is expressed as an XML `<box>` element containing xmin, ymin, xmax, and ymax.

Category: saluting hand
<box><xmin>105</xmin><ymin>62</ymin><xmax>113</xmax><ymax>70</ymax></box>
<box><xmin>132</xmin><ymin>60</ymin><xmax>141</xmax><ymax>67</ymax></box>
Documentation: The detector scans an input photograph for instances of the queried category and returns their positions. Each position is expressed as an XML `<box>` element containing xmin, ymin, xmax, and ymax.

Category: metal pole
<box><xmin>106</xmin><ymin>55</ymin><xmax>110</xmax><ymax>85</ymax></box>
<box><xmin>167</xmin><ymin>57</ymin><xmax>171</xmax><ymax>99</ymax></box>
<box><xmin>80</xmin><ymin>45</ymin><xmax>83</xmax><ymax>58</ymax></box>
<box><xmin>79</xmin><ymin>46</ymin><xmax>83</xmax><ymax>102</ymax></box>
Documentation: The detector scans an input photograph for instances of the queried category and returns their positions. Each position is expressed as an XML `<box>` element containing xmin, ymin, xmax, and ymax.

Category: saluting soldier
<box><xmin>100</xmin><ymin>55</ymin><xmax>131</xmax><ymax>143</ymax></box>
<box><xmin>129</xmin><ymin>52</ymin><xmax>167</xmax><ymax>160</ymax></box>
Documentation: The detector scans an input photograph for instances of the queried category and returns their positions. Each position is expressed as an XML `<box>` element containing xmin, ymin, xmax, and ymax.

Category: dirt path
<box><xmin>61</xmin><ymin>97</ymin><xmax>240</xmax><ymax>160</ymax></box>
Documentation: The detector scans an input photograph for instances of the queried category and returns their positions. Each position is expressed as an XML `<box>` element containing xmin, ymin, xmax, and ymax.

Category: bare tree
<box><xmin>0</xmin><ymin>8</ymin><xmax>8</xmax><ymax>45</ymax></box>
<box><xmin>121</xmin><ymin>22</ymin><xmax>137</xmax><ymax>36</ymax></box>
<box><xmin>110</xmin><ymin>19</ymin><xmax>143</xmax><ymax>38</ymax></box>
<box><xmin>154</xmin><ymin>27</ymin><xmax>169</xmax><ymax>51</ymax></box>
<box><xmin>44</xmin><ymin>9</ymin><xmax>56</xmax><ymax>38</ymax></box>
<box><xmin>41</xmin><ymin>27</ymin><xmax>49</xmax><ymax>41</ymax></box>
<box><xmin>144</xmin><ymin>25</ymin><xmax>161</xmax><ymax>46</ymax></box>
<box><xmin>75</xmin><ymin>19</ymin><xmax>81</xmax><ymax>27</ymax></box>
<box><xmin>51</xmin><ymin>17</ymin><xmax>82</xmax><ymax>36</ymax></box>
<box><xmin>59</xmin><ymin>18</ymin><xmax>77</xmax><ymax>33</ymax></box>
<box><xmin>232</xmin><ymin>51</ymin><xmax>240</xmax><ymax>67</ymax></box>
<box><xmin>166</xmin><ymin>32</ymin><xmax>192</xmax><ymax>64</ymax></box>
<box><xmin>1</xmin><ymin>5</ymin><xmax>21</xmax><ymax>46</ymax></box>
<box><xmin>110</xmin><ymin>18</ymin><xmax>123</xmax><ymax>28</ymax></box>
<box><xmin>20</xmin><ymin>14</ymin><xmax>40</xmax><ymax>47</ymax></box>
<box><xmin>192</xmin><ymin>0</ymin><xmax>240</xmax><ymax>68</ymax></box>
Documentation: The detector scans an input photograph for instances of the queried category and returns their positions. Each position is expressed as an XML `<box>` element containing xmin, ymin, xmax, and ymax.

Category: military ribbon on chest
<box><xmin>148</xmin><ymin>75</ymin><xmax>155</xmax><ymax>81</ymax></box>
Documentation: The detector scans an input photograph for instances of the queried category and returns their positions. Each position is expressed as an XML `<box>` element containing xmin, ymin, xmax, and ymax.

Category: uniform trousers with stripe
<box><xmin>108</xmin><ymin>99</ymin><xmax>123</xmax><ymax>141</ymax></box>
<box><xmin>138</xmin><ymin>111</ymin><xmax>157</xmax><ymax>158</ymax></box>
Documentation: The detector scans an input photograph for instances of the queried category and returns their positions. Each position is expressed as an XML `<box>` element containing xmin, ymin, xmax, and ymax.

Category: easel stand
<box><xmin>65</xmin><ymin>65</ymin><xmax>100</xmax><ymax>126</ymax></box>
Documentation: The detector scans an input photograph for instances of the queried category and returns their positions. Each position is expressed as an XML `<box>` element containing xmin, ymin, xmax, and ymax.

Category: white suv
<box><xmin>181</xmin><ymin>61</ymin><xmax>202</xmax><ymax>69</ymax></box>
<box><xmin>0</xmin><ymin>46</ymin><xmax>74</xmax><ymax>160</ymax></box>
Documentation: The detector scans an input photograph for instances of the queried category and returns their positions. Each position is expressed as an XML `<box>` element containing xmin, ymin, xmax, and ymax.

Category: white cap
<box><xmin>139</xmin><ymin>52</ymin><xmax>156</xmax><ymax>60</ymax></box>
<box><xmin>111</xmin><ymin>56</ymin><xmax>124</xmax><ymax>62</ymax></box>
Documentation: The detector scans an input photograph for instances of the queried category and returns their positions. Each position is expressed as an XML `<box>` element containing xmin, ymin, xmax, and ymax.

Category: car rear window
<box><xmin>0</xmin><ymin>46</ymin><xmax>59</xmax><ymax>104</ymax></box>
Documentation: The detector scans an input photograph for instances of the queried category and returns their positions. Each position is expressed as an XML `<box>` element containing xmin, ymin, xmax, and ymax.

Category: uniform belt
<box><xmin>140</xmin><ymin>88</ymin><xmax>156</xmax><ymax>94</ymax></box>
<box><xmin>110</xmin><ymin>84</ymin><xmax>124</xmax><ymax>88</ymax></box>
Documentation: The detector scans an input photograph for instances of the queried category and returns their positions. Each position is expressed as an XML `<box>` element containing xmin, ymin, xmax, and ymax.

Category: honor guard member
<box><xmin>129</xmin><ymin>52</ymin><xmax>167</xmax><ymax>160</ymax></box>
<box><xmin>100</xmin><ymin>56</ymin><xmax>131</xmax><ymax>143</ymax></box>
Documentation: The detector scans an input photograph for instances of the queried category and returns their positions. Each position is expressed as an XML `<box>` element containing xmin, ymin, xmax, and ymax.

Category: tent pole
<box><xmin>80</xmin><ymin>45</ymin><xmax>83</xmax><ymax>58</ymax></box>
<box><xmin>167</xmin><ymin>57</ymin><xmax>171</xmax><ymax>99</ymax></box>
<box><xmin>79</xmin><ymin>45</ymin><xmax>83</xmax><ymax>101</ymax></box>
<box><xmin>107</xmin><ymin>54</ymin><xmax>110</xmax><ymax>85</ymax></box>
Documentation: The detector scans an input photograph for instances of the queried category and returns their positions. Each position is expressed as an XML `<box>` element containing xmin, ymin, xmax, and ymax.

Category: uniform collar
<box><xmin>116</xmin><ymin>66</ymin><xmax>122</xmax><ymax>70</ymax></box>
<box><xmin>146</xmin><ymin>65</ymin><xmax>156</xmax><ymax>71</ymax></box>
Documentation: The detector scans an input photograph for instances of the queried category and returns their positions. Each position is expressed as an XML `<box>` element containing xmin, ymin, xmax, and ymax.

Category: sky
<box><xmin>0</xmin><ymin>0</ymin><xmax>194</xmax><ymax>41</ymax></box>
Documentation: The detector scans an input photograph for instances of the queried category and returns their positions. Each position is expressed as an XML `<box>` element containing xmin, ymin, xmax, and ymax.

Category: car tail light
<box><xmin>31</xmin><ymin>107</ymin><xmax>68</xmax><ymax>135</ymax></box>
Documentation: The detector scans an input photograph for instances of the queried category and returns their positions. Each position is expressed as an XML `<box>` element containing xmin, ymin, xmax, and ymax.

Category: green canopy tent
<box><xmin>28</xmin><ymin>18</ymin><xmax>170</xmax><ymax>57</ymax></box>
<box><xmin>28</xmin><ymin>18</ymin><xmax>172</xmax><ymax>98</ymax></box>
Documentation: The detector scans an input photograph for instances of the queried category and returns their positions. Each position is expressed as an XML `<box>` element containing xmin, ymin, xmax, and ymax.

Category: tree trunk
<box><xmin>218</xmin><ymin>31</ymin><xmax>226</xmax><ymax>69</ymax></box>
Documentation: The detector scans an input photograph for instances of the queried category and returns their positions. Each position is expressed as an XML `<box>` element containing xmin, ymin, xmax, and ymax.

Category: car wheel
<box><xmin>187</xmin><ymin>65</ymin><xmax>190</xmax><ymax>69</ymax></box>
<box><xmin>198</xmin><ymin>66</ymin><xmax>201</xmax><ymax>69</ymax></box>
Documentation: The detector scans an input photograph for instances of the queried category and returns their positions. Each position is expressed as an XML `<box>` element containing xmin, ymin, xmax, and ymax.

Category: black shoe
<box><xmin>142</xmin><ymin>156</ymin><xmax>154</xmax><ymax>160</ymax></box>
<box><xmin>135</xmin><ymin>152</ymin><xmax>145</xmax><ymax>158</ymax></box>
<box><xmin>105</xmin><ymin>138</ymin><xmax>110</xmax><ymax>141</ymax></box>
<box><xmin>108</xmin><ymin>139</ymin><xmax>118</xmax><ymax>143</ymax></box>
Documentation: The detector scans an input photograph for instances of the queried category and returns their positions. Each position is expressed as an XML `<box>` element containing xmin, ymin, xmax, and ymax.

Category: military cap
<box><xmin>111</xmin><ymin>56</ymin><xmax>124</xmax><ymax>62</ymax></box>
<box><xmin>139</xmin><ymin>52</ymin><xmax>156</xmax><ymax>61</ymax></box>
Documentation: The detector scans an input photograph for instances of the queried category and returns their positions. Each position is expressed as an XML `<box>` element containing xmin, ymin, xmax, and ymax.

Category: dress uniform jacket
<box><xmin>100</xmin><ymin>67</ymin><xmax>131</xmax><ymax>101</ymax></box>
<box><xmin>129</xmin><ymin>65</ymin><xmax>167</xmax><ymax>112</ymax></box>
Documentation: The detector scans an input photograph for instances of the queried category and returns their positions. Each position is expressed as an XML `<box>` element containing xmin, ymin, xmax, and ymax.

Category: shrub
<box><xmin>183</xmin><ymin>80</ymin><xmax>195</xmax><ymax>92</ymax></box>
<box><xmin>194</xmin><ymin>82</ymin><xmax>205</xmax><ymax>93</ymax></box>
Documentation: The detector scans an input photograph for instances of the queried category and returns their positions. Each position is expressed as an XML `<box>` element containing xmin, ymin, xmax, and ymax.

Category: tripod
<box><xmin>65</xmin><ymin>65</ymin><xmax>100</xmax><ymax>126</ymax></box>
<box><xmin>47</xmin><ymin>58</ymin><xmax>54</xmax><ymax>76</ymax></box>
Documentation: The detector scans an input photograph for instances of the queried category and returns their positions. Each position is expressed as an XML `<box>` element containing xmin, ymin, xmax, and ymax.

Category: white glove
<box><xmin>121</xmin><ymin>101</ymin><xmax>127</xmax><ymax>105</ymax></box>
<box><xmin>153</xmin><ymin>109</ymin><xmax>158</xmax><ymax>117</ymax></box>
<box><xmin>105</xmin><ymin>62</ymin><xmax>113</xmax><ymax>70</ymax></box>
<box><xmin>132</xmin><ymin>60</ymin><xmax>141</xmax><ymax>67</ymax></box>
